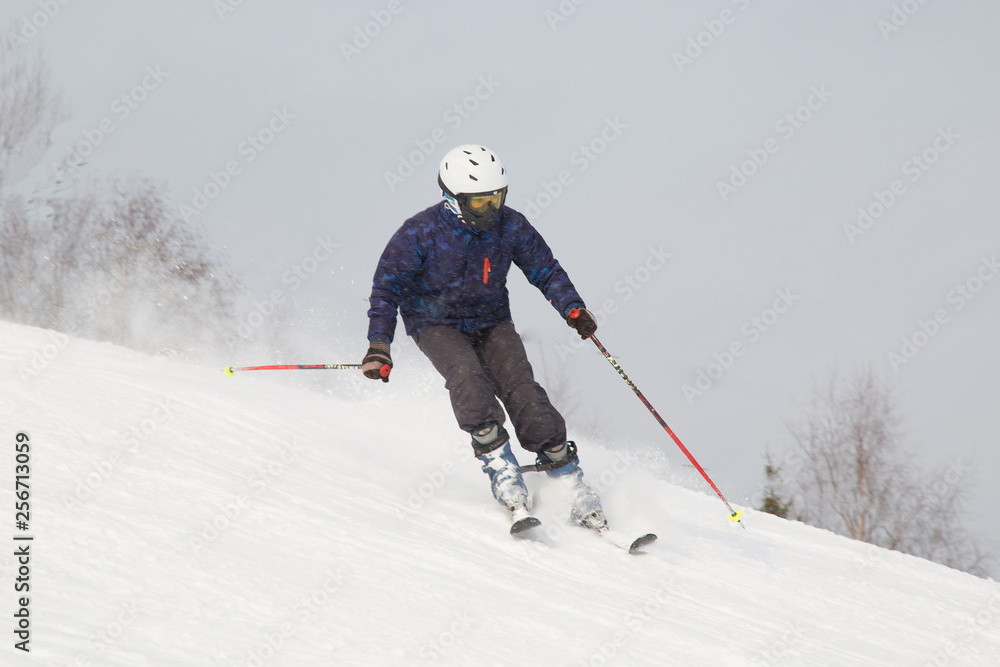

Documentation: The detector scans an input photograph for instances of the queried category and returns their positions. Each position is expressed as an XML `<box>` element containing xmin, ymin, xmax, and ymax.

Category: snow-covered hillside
<box><xmin>4</xmin><ymin>0</ymin><xmax>1000</xmax><ymax>581</ymax></box>
<box><xmin>2</xmin><ymin>321</ymin><xmax>998</xmax><ymax>666</ymax></box>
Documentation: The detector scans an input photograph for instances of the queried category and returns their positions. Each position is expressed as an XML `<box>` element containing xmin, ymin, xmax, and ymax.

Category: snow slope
<box><xmin>2</xmin><ymin>321</ymin><xmax>999</xmax><ymax>666</ymax></box>
<box><xmin>4</xmin><ymin>0</ymin><xmax>999</xmax><ymax>578</ymax></box>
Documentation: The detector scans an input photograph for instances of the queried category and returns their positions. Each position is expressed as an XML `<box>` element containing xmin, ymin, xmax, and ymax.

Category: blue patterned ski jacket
<box><xmin>367</xmin><ymin>202</ymin><xmax>584</xmax><ymax>343</ymax></box>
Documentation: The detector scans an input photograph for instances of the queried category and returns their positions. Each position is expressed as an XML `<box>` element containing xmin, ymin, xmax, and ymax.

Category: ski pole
<box><xmin>223</xmin><ymin>363</ymin><xmax>391</xmax><ymax>380</ymax></box>
<box><xmin>569</xmin><ymin>310</ymin><xmax>744</xmax><ymax>527</ymax></box>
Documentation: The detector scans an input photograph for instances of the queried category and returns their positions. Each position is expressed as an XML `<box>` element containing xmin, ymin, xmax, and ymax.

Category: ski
<box><xmin>510</xmin><ymin>516</ymin><xmax>542</xmax><ymax>535</ymax></box>
<box><xmin>507</xmin><ymin>513</ymin><xmax>655</xmax><ymax>553</ymax></box>
<box><xmin>510</xmin><ymin>506</ymin><xmax>542</xmax><ymax>535</ymax></box>
<box><xmin>595</xmin><ymin>526</ymin><xmax>658</xmax><ymax>554</ymax></box>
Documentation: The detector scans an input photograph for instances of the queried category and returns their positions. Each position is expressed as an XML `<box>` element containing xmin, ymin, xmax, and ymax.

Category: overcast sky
<box><xmin>8</xmin><ymin>0</ymin><xmax>999</xmax><ymax>574</ymax></box>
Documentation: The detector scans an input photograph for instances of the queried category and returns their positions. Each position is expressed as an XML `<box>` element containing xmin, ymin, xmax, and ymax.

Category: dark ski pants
<box><xmin>412</xmin><ymin>322</ymin><xmax>566</xmax><ymax>453</ymax></box>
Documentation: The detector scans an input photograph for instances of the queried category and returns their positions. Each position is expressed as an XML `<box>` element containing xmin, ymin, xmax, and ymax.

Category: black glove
<box><xmin>567</xmin><ymin>307</ymin><xmax>597</xmax><ymax>339</ymax></box>
<box><xmin>362</xmin><ymin>342</ymin><xmax>392</xmax><ymax>382</ymax></box>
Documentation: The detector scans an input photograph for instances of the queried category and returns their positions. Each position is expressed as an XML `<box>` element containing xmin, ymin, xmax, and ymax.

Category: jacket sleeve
<box><xmin>511</xmin><ymin>217</ymin><xmax>585</xmax><ymax>319</ymax></box>
<box><xmin>367</xmin><ymin>224</ymin><xmax>423</xmax><ymax>344</ymax></box>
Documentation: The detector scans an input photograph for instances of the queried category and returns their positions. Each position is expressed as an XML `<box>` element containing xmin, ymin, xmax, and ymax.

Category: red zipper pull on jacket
<box><xmin>483</xmin><ymin>256</ymin><xmax>491</xmax><ymax>284</ymax></box>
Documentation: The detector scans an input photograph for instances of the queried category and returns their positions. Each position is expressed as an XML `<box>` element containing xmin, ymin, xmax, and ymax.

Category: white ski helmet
<box><xmin>438</xmin><ymin>144</ymin><xmax>508</xmax><ymax>231</ymax></box>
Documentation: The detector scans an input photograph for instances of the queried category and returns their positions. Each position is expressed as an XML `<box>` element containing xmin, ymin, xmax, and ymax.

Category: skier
<box><xmin>362</xmin><ymin>144</ymin><xmax>606</xmax><ymax>533</ymax></box>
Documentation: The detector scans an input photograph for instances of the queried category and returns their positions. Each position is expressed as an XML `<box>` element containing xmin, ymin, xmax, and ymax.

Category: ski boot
<box><xmin>472</xmin><ymin>424</ymin><xmax>539</xmax><ymax>534</ymax></box>
<box><xmin>535</xmin><ymin>441</ymin><xmax>607</xmax><ymax>531</ymax></box>
<box><xmin>532</xmin><ymin>442</ymin><xmax>658</xmax><ymax>553</ymax></box>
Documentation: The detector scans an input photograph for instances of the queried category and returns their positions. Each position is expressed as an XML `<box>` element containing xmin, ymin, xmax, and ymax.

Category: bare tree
<box><xmin>0</xmin><ymin>194</ymin><xmax>35</xmax><ymax>322</ymax></box>
<box><xmin>780</xmin><ymin>368</ymin><xmax>988</xmax><ymax>575</ymax></box>
<box><xmin>0</xmin><ymin>39</ymin><xmax>65</xmax><ymax>190</ymax></box>
<box><xmin>1</xmin><ymin>43</ymin><xmax>243</xmax><ymax>357</ymax></box>
<box><xmin>531</xmin><ymin>338</ymin><xmax>598</xmax><ymax>436</ymax></box>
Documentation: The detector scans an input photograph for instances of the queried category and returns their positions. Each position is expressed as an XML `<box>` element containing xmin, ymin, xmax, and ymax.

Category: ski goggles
<box><xmin>466</xmin><ymin>188</ymin><xmax>506</xmax><ymax>212</ymax></box>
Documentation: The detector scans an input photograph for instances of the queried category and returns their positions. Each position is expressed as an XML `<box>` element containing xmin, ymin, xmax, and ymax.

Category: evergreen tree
<box><xmin>758</xmin><ymin>448</ymin><xmax>792</xmax><ymax>519</ymax></box>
